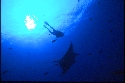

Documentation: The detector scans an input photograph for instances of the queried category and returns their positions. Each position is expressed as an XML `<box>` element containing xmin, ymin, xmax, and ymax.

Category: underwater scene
<box><xmin>1</xmin><ymin>0</ymin><xmax>124</xmax><ymax>82</ymax></box>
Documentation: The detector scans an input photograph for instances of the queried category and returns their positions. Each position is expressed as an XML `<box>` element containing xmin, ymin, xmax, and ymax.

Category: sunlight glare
<box><xmin>24</xmin><ymin>15</ymin><xmax>37</xmax><ymax>31</ymax></box>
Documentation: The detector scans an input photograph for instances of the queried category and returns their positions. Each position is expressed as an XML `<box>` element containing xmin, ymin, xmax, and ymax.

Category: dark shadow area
<box><xmin>53</xmin><ymin>42</ymin><xmax>79</xmax><ymax>76</ymax></box>
<box><xmin>2</xmin><ymin>70</ymin><xmax>9</xmax><ymax>74</ymax></box>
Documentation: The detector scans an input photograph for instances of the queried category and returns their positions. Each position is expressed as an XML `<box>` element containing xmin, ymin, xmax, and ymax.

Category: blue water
<box><xmin>1</xmin><ymin>0</ymin><xmax>124</xmax><ymax>82</ymax></box>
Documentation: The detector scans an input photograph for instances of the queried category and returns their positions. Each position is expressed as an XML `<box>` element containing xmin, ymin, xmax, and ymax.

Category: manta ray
<box><xmin>54</xmin><ymin>42</ymin><xmax>79</xmax><ymax>75</ymax></box>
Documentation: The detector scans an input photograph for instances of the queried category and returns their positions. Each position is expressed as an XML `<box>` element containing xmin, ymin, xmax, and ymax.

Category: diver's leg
<box><xmin>44</xmin><ymin>21</ymin><xmax>57</xmax><ymax>35</ymax></box>
<box><xmin>48</xmin><ymin>25</ymin><xmax>57</xmax><ymax>33</ymax></box>
<box><xmin>43</xmin><ymin>25</ymin><xmax>48</xmax><ymax>28</ymax></box>
<box><xmin>44</xmin><ymin>21</ymin><xmax>56</xmax><ymax>31</ymax></box>
<box><xmin>49</xmin><ymin>26</ymin><xmax>54</xmax><ymax>30</ymax></box>
<box><xmin>43</xmin><ymin>25</ymin><xmax>53</xmax><ymax>34</ymax></box>
<box><xmin>48</xmin><ymin>29</ymin><xmax>53</xmax><ymax>34</ymax></box>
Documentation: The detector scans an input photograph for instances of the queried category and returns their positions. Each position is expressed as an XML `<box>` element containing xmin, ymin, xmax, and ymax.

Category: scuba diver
<box><xmin>43</xmin><ymin>21</ymin><xmax>64</xmax><ymax>38</ymax></box>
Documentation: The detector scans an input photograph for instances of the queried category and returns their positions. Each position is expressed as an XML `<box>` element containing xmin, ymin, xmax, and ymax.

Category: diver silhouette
<box><xmin>43</xmin><ymin>21</ymin><xmax>64</xmax><ymax>38</ymax></box>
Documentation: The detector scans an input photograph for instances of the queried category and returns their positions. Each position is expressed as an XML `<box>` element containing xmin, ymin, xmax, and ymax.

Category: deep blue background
<box><xmin>1</xmin><ymin>0</ymin><xmax>124</xmax><ymax>82</ymax></box>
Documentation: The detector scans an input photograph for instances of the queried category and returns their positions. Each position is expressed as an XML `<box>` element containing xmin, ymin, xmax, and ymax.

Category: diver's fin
<box><xmin>44</xmin><ymin>21</ymin><xmax>50</xmax><ymax>26</ymax></box>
